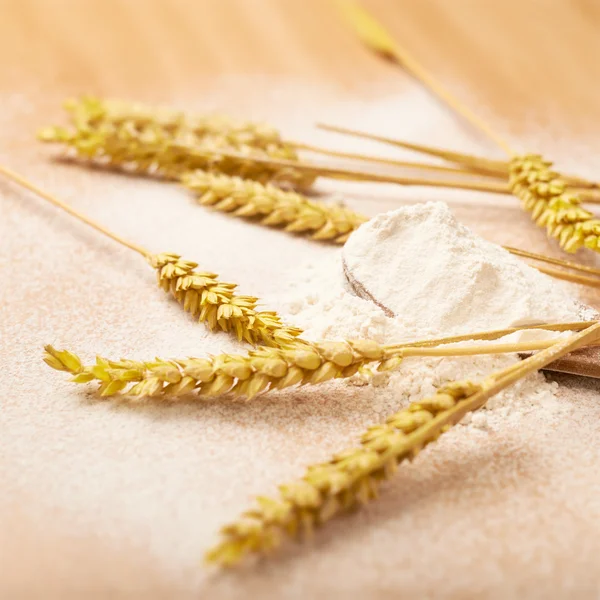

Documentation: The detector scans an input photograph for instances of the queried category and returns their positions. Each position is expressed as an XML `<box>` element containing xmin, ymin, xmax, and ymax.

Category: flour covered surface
<box><xmin>3</xmin><ymin>77</ymin><xmax>600</xmax><ymax>600</ymax></box>
<box><xmin>342</xmin><ymin>202</ymin><xmax>582</xmax><ymax>336</ymax></box>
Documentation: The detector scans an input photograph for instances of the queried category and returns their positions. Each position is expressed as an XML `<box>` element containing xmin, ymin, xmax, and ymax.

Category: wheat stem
<box><xmin>317</xmin><ymin>123</ymin><xmax>508</xmax><ymax>176</ymax></box>
<box><xmin>338</xmin><ymin>1</ymin><xmax>514</xmax><ymax>154</ymax></box>
<box><xmin>0</xmin><ymin>164</ymin><xmax>151</xmax><ymax>257</ymax></box>
<box><xmin>385</xmin><ymin>320</ymin><xmax>594</xmax><ymax>350</ymax></box>
<box><xmin>534</xmin><ymin>266</ymin><xmax>600</xmax><ymax>288</ymax></box>
<box><xmin>290</xmin><ymin>140</ymin><xmax>506</xmax><ymax>178</ymax></box>
<box><xmin>204</xmin><ymin>321</ymin><xmax>600</xmax><ymax>565</ymax></box>
<box><xmin>184</xmin><ymin>146</ymin><xmax>512</xmax><ymax>195</ymax></box>
<box><xmin>503</xmin><ymin>247</ymin><xmax>600</xmax><ymax>276</ymax></box>
<box><xmin>316</xmin><ymin>123</ymin><xmax>599</xmax><ymax>192</ymax></box>
<box><xmin>401</xmin><ymin>339</ymin><xmax>573</xmax><ymax>357</ymax></box>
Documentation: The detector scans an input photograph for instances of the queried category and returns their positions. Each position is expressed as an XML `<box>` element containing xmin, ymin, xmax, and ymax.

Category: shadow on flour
<box><xmin>75</xmin><ymin>379</ymin><xmax>393</xmax><ymax>428</ymax></box>
<box><xmin>544</xmin><ymin>371</ymin><xmax>600</xmax><ymax>394</ymax></box>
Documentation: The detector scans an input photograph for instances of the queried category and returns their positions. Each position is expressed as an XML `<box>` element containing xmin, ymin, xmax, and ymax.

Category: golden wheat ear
<box><xmin>39</xmin><ymin>96</ymin><xmax>316</xmax><ymax>188</ymax></box>
<box><xmin>147</xmin><ymin>252</ymin><xmax>303</xmax><ymax>346</ymax></box>
<box><xmin>42</xmin><ymin>339</ymin><xmax>387</xmax><ymax>400</ymax></box>
<box><xmin>181</xmin><ymin>171</ymin><xmax>367</xmax><ymax>243</ymax></box>
<box><xmin>509</xmin><ymin>155</ymin><xmax>600</xmax><ymax>253</ymax></box>
<box><xmin>62</xmin><ymin>96</ymin><xmax>293</xmax><ymax>154</ymax></box>
<box><xmin>43</xmin><ymin>321</ymin><xmax>596</xmax><ymax>401</ymax></box>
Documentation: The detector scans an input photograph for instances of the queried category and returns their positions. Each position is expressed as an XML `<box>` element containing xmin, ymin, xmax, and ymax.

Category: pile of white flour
<box><xmin>343</xmin><ymin>202</ymin><xmax>583</xmax><ymax>334</ymax></box>
<box><xmin>280</xmin><ymin>202</ymin><xmax>589</xmax><ymax>427</ymax></box>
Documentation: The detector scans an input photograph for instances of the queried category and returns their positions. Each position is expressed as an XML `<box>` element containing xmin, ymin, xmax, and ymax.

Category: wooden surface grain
<box><xmin>2</xmin><ymin>0</ymin><xmax>600</xmax><ymax>132</ymax></box>
<box><xmin>2</xmin><ymin>1</ymin><xmax>600</xmax><ymax>597</ymax></box>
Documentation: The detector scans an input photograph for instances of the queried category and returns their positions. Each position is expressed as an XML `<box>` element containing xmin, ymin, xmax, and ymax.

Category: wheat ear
<box><xmin>38</xmin><ymin>120</ymin><xmax>316</xmax><ymax>188</ymax></box>
<box><xmin>43</xmin><ymin>320</ymin><xmax>594</xmax><ymax>400</ymax></box>
<box><xmin>63</xmin><ymin>96</ymin><xmax>297</xmax><ymax>155</ymax></box>
<box><xmin>205</xmin><ymin>321</ymin><xmax>600</xmax><ymax>565</ymax></box>
<box><xmin>509</xmin><ymin>155</ymin><xmax>600</xmax><ymax>253</ymax></box>
<box><xmin>182</xmin><ymin>171</ymin><xmax>368</xmax><ymax>243</ymax></box>
<box><xmin>148</xmin><ymin>252</ymin><xmax>302</xmax><ymax>345</ymax></box>
<box><xmin>43</xmin><ymin>339</ymin><xmax>388</xmax><ymax>400</ymax></box>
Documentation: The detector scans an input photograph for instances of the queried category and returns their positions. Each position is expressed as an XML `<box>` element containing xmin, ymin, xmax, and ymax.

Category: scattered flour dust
<box><xmin>280</xmin><ymin>202</ymin><xmax>590</xmax><ymax>428</ymax></box>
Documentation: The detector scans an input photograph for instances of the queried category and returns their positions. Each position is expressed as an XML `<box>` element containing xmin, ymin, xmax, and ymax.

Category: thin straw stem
<box><xmin>385</xmin><ymin>320</ymin><xmax>594</xmax><ymax>352</ymax></box>
<box><xmin>316</xmin><ymin>123</ymin><xmax>600</xmax><ymax>192</ymax></box>
<box><xmin>183</xmin><ymin>146</ymin><xmax>511</xmax><ymax>195</ymax></box>
<box><xmin>0</xmin><ymin>164</ymin><xmax>150</xmax><ymax>258</ymax></box>
<box><xmin>534</xmin><ymin>266</ymin><xmax>600</xmax><ymax>288</ymax></box>
<box><xmin>290</xmin><ymin>141</ymin><xmax>502</xmax><ymax>178</ymax></box>
<box><xmin>406</xmin><ymin>323</ymin><xmax>600</xmax><ymax>443</ymax></box>
<box><xmin>505</xmin><ymin>247</ymin><xmax>600</xmax><ymax>276</ymax></box>
<box><xmin>339</xmin><ymin>1</ymin><xmax>514</xmax><ymax>155</ymax></box>
<box><xmin>399</xmin><ymin>339</ymin><xmax>569</xmax><ymax>358</ymax></box>
<box><xmin>316</xmin><ymin>123</ymin><xmax>507</xmax><ymax>175</ymax></box>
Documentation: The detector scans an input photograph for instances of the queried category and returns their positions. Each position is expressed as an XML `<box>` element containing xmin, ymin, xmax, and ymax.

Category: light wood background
<box><xmin>2</xmin><ymin>1</ymin><xmax>600</xmax><ymax>597</ymax></box>
<box><xmin>2</xmin><ymin>0</ymin><xmax>600</xmax><ymax>130</ymax></box>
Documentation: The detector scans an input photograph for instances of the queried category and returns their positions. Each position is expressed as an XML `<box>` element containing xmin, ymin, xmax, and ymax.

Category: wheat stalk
<box><xmin>338</xmin><ymin>1</ymin><xmax>600</xmax><ymax>249</ymax></box>
<box><xmin>182</xmin><ymin>170</ymin><xmax>368</xmax><ymax>243</ymax></box>
<box><xmin>40</xmin><ymin>118</ymin><xmax>518</xmax><ymax>196</ymax></box>
<box><xmin>43</xmin><ymin>321</ymin><xmax>594</xmax><ymax>400</ymax></box>
<box><xmin>317</xmin><ymin>123</ymin><xmax>600</xmax><ymax>192</ymax></box>
<box><xmin>0</xmin><ymin>164</ymin><xmax>303</xmax><ymax>347</ymax></box>
<box><xmin>42</xmin><ymin>99</ymin><xmax>600</xmax><ymax>206</ymax></box>
<box><xmin>509</xmin><ymin>154</ymin><xmax>600</xmax><ymax>253</ymax></box>
<box><xmin>204</xmin><ymin>321</ymin><xmax>600</xmax><ymax>565</ymax></box>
